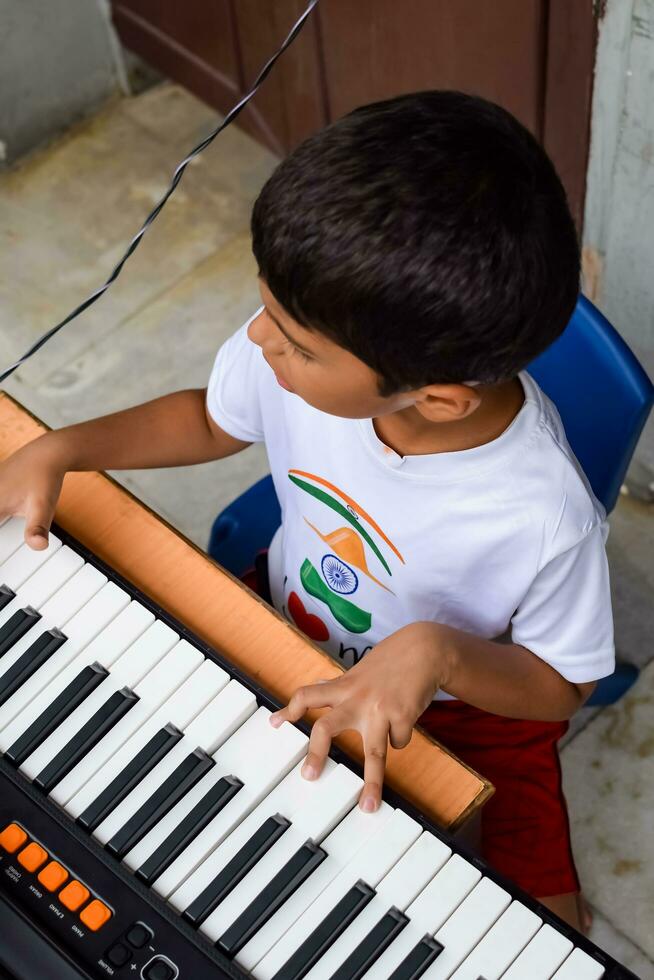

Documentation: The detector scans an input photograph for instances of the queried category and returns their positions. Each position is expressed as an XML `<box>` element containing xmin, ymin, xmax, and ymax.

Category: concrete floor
<box><xmin>1</xmin><ymin>83</ymin><xmax>653</xmax><ymax>978</ymax></box>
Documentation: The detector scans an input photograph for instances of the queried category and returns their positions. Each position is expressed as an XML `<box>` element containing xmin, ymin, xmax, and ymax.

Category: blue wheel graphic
<box><xmin>321</xmin><ymin>554</ymin><xmax>358</xmax><ymax>594</ymax></box>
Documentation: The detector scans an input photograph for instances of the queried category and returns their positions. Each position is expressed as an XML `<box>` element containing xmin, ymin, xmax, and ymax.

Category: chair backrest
<box><xmin>527</xmin><ymin>295</ymin><xmax>654</xmax><ymax>513</ymax></box>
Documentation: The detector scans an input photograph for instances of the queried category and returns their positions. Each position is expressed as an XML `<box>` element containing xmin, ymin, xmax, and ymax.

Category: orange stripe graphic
<box><xmin>289</xmin><ymin>469</ymin><xmax>405</xmax><ymax>564</ymax></box>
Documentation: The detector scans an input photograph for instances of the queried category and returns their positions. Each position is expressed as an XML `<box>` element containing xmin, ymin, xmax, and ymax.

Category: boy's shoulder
<box><xmin>519</xmin><ymin>371</ymin><xmax>606</xmax><ymax>559</ymax></box>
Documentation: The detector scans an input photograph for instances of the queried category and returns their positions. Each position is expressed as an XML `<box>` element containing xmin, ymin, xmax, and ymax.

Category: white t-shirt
<box><xmin>207</xmin><ymin>309</ymin><xmax>615</xmax><ymax>700</ymax></box>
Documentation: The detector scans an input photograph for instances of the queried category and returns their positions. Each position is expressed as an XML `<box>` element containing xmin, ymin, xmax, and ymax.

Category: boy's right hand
<box><xmin>0</xmin><ymin>437</ymin><xmax>65</xmax><ymax>550</ymax></box>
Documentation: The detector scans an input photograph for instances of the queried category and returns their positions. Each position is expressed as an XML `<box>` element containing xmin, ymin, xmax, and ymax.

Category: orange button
<box><xmin>79</xmin><ymin>899</ymin><xmax>112</xmax><ymax>931</ymax></box>
<box><xmin>17</xmin><ymin>841</ymin><xmax>48</xmax><ymax>872</ymax></box>
<box><xmin>0</xmin><ymin>823</ymin><xmax>27</xmax><ymax>854</ymax></box>
<box><xmin>38</xmin><ymin>861</ymin><xmax>69</xmax><ymax>892</ymax></box>
<box><xmin>59</xmin><ymin>879</ymin><xmax>90</xmax><ymax>912</ymax></box>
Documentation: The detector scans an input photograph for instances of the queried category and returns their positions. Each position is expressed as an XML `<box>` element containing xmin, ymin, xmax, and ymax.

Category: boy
<box><xmin>0</xmin><ymin>91</ymin><xmax>613</xmax><ymax>930</ymax></box>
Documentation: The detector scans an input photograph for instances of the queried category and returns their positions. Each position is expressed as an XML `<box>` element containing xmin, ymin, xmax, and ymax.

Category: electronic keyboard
<box><xmin>0</xmin><ymin>517</ymin><xmax>636</xmax><ymax>980</ymax></box>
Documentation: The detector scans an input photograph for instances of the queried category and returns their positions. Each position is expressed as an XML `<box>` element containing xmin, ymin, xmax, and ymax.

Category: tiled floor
<box><xmin>1</xmin><ymin>83</ymin><xmax>653</xmax><ymax>978</ymax></box>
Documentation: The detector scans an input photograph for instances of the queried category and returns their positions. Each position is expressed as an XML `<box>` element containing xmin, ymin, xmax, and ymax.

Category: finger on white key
<box><xmin>60</xmin><ymin>641</ymin><xmax>204</xmax><ymax>815</ymax></box>
<box><xmin>252</xmin><ymin>808</ymin><xmax>422</xmax><ymax>979</ymax></box>
<box><xmin>0</xmin><ymin>534</ymin><xmax>62</xmax><ymax>593</ymax></box>
<box><xmin>169</xmin><ymin>756</ymin><xmax>336</xmax><ymax>927</ymax></box>
<box><xmin>448</xmin><ymin>900</ymin><xmax>541</xmax><ymax>980</ymax></box>
<box><xmin>201</xmin><ymin>764</ymin><xmax>362</xmax><ymax>950</ymax></box>
<box><xmin>0</xmin><ymin>578</ymin><xmax>126</xmax><ymax>731</ymax></box>
<box><xmin>105</xmin><ymin>681</ymin><xmax>256</xmax><ymax>861</ymax></box>
<box><xmin>363</xmin><ymin>854</ymin><xmax>481</xmax><ymax>979</ymax></box>
<box><xmin>3</xmin><ymin>603</ymin><xmax>156</xmax><ymax>768</ymax></box>
<box><xmin>136</xmin><ymin>709</ymin><xmax>307</xmax><ymax>898</ymax></box>
<box><xmin>0</xmin><ymin>546</ymin><xmax>83</xmax><ymax>630</ymax></box>
<box><xmin>501</xmin><ymin>924</ymin><xmax>573</xmax><ymax>980</ymax></box>
<box><xmin>550</xmin><ymin>948</ymin><xmax>606</xmax><ymax>980</ymax></box>
<box><xmin>299</xmin><ymin>831</ymin><xmax>451</xmax><ymax>980</ymax></box>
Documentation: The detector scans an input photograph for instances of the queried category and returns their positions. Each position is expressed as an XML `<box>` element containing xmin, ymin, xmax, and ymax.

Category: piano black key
<box><xmin>105</xmin><ymin>749</ymin><xmax>215</xmax><ymax>860</ymax></box>
<box><xmin>0</xmin><ymin>629</ymin><xmax>67</xmax><ymax>709</ymax></box>
<box><xmin>329</xmin><ymin>907</ymin><xmax>410</xmax><ymax>980</ymax></box>
<box><xmin>0</xmin><ymin>584</ymin><xmax>15</xmax><ymax>611</ymax></box>
<box><xmin>33</xmin><ymin>687</ymin><xmax>139</xmax><ymax>794</ymax></box>
<box><xmin>135</xmin><ymin>774</ymin><xmax>243</xmax><ymax>887</ymax></box>
<box><xmin>0</xmin><ymin>607</ymin><xmax>41</xmax><ymax>657</ymax></box>
<box><xmin>77</xmin><ymin>723</ymin><xmax>183</xmax><ymax>832</ymax></box>
<box><xmin>5</xmin><ymin>663</ymin><xmax>108</xmax><ymax>767</ymax></box>
<box><xmin>183</xmin><ymin>814</ymin><xmax>291</xmax><ymax>928</ymax></box>
<box><xmin>387</xmin><ymin>934</ymin><xmax>444</xmax><ymax>980</ymax></box>
<box><xmin>217</xmin><ymin>840</ymin><xmax>327</xmax><ymax>959</ymax></box>
<box><xmin>272</xmin><ymin>879</ymin><xmax>375</xmax><ymax>980</ymax></box>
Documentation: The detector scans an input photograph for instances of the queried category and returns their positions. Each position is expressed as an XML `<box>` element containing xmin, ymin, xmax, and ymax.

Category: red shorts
<box><xmin>418</xmin><ymin>699</ymin><xmax>581</xmax><ymax>898</ymax></box>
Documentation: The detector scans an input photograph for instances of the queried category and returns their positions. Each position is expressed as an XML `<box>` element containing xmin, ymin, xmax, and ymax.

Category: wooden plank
<box><xmin>317</xmin><ymin>0</ymin><xmax>546</xmax><ymax>137</ymax></box>
<box><xmin>0</xmin><ymin>393</ymin><xmax>492</xmax><ymax>831</ymax></box>
<box><xmin>542</xmin><ymin>0</ymin><xmax>598</xmax><ymax>232</ymax></box>
<box><xmin>111</xmin><ymin>0</ymin><xmax>285</xmax><ymax>155</ymax></box>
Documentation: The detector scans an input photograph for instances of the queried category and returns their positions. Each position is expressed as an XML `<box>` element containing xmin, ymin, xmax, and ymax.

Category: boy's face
<box><xmin>249</xmin><ymin>279</ymin><xmax>416</xmax><ymax>419</ymax></box>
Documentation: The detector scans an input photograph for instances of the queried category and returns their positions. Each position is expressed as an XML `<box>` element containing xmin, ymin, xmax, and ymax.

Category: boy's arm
<box><xmin>0</xmin><ymin>389</ymin><xmax>250</xmax><ymax>548</ymax></box>
<box><xmin>270</xmin><ymin>623</ymin><xmax>597</xmax><ymax>813</ymax></box>
<box><xmin>430</xmin><ymin>624</ymin><xmax>596</xmax><ymax>720</ymax></box>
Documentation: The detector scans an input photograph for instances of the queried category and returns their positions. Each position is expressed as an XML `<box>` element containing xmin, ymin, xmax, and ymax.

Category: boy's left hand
<box><xmin>269</xmin><ymin>621</ymin><xmax>448</xmax><ymax>812</ymax></box>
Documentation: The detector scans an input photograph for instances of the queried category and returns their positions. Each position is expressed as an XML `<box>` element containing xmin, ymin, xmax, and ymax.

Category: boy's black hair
<box><xmin>251</xmin><ymin>90</ymin><xmax>580</xmax><ymax>393</ymax></box>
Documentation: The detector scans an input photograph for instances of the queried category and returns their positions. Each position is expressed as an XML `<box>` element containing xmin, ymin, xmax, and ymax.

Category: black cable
<box><xmin>0</xmin><ymin>0</ymin><xmax>321</xmax><ymax>385</ymax></box>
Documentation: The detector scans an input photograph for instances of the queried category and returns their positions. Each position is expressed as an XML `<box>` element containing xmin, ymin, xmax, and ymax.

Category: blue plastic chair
<box><xmin>209</xmin><ymin>295</ymin><xmax>653</xmax><ymax>706</ymax></box>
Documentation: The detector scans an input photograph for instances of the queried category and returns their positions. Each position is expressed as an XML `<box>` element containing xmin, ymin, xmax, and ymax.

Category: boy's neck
<box><xmin>373</xmin><ymin>377</ymin><xmax>525</xmax><ymax>457</ymax></box>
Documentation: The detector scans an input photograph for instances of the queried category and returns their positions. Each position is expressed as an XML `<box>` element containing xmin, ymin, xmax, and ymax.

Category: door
<box><xmin>110</xmin><ymin>0</ymin><xmax>596</xmax><ymax>228</ymax></box>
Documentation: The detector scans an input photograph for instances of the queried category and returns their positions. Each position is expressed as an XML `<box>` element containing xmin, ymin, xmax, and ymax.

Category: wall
<box><xmin>583</xmin><ymin>0</ymin><xmax>654</xmax><ymax>494</ymax></box>
<box><xmin>0</xmin><ymin>0</ymin><xmax>124</xmax><ymax>168</ymax></box>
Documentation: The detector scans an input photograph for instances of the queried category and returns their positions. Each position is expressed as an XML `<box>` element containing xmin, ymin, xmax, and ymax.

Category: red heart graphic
<box><xmin>287</xmin><ymin>591</ymin><xmax>329</xmax><ymax>642</ymax></box>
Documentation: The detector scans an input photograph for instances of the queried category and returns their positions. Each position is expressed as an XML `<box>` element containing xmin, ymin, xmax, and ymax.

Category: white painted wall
<box><xmin>583</xmin><ymin>0</ymin><xmax>654</xmax><ymax>493</ymax></box>
<box><xmin>0</xmin><ymin>0</ymin><xmax>125</xmax><ymax>168</ymax></box>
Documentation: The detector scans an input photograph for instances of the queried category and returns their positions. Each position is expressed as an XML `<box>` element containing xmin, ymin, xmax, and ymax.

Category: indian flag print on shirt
<box><xmin>285</xmin><ymin>469</ymin><xmax>405</xmax><ymax>647</ymax></box>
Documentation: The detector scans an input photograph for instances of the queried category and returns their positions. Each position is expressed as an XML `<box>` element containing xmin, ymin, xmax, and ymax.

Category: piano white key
<box><xmin>66</xmin><ymin>654</ymin><xmax>218</xmax><ymax>823</ymax></box>
<box><xmin>500</xmin><ymin>924</ymin><xmax>573</xmax><ymax>980</ymax></box>
<box><xmin>0</xmin><ymin>577</ymin><xmax>126</xmax><ymax>730</ymax></box>
<box><xmin>252</xmin><ymin>808</ymin><xmax>422</xmax><ymax>979</ymax></box>
<box><xmin>141</xmin><ymin>709</ymin><xmax>308</xmax><ymax>902</ymax></box>
<box><xmin>550</xmin><ymin>948</ymin><xmax>606</xmax><ymax>980</ymax></box>
<box><xmin>0</xmin><ymin>535</ymin><xmax>62</xmax><ymax>591</ymax></box>
<box><xmin>0</xmin><ymin>545</ymin><xmax>83</xmax><ymax>630</ymax></box>
<box><xmin>58</xmin><ymin>640</ymin><xmax>205</xmax><ymax>812</ymax></box>
<box><xmin>0</xmin><ymin>563</ymin><xmax>109</xmax><ymax>686</ymax></box>
<box><xmin>363</xmin><ymin>854</ymin><xmax>481</xmax><ymax>979</ymax></box>
<box><xmin>448</xmin><ymin>900</ymin><xmax>541</xmax><ymax>980</ymax></box>
<box><xmin>122</xmin><ymin>680</ymin><xmax>256</xmax><ymax>872</ymax></box>
<box><xmin>300</xmin><ymin>831</ymin><xmax>452</xmax><ymax>980</ymax></box>
<box><xmin>0</xmin><ymin>517</ymin><xmax>26</xmax><ymax>564</ymax></box>
<box><xmin>1</xmin><ymin>603</ymin><xmax>157</xmax><ymax>764</ymax></box>
<box><xmin>420</xmin><ymin>877</ymin><xmax>511</xmax><ymax>979</ymax></box>
<box><xmin>99</xmin><ymin>680</ymin><xmax>256</xmax><ymax>851</ymax></box>
<box><xmin>199</xmin><ymin>764</ymin><xmax>361</xmax><ymax>944</ymax></box>
<box><xmin>19</xmin><ymin>612</ymin><xmax>167</xmax><ymax>781</ymax></box>
<box><xmin>167</xmin><ymin>752</ymin><xmax>335</xmax><ymax>912</ymax></box>
<box><xmin>241</xmin><ymin>803</ymin><xmax>408</xmax><ymax>974</ymax></box>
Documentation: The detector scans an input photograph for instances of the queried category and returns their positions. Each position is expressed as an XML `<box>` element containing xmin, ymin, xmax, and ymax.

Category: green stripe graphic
<box><xmin>289</xmin><ymin>474</ymin><xmax>391</xmax><ymax>576</ymax></box>
<box><xmin>300</xmin><ymin>560</ymin><xmax>372</xmax><ymax>634</ymax></box>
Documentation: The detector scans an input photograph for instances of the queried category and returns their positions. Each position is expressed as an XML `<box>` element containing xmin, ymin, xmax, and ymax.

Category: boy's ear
<box><xmin>413</xmin><ymin>383</ymin><xmax>482</xmax><ymax>421</ymax></box>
